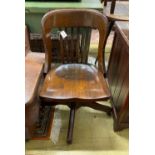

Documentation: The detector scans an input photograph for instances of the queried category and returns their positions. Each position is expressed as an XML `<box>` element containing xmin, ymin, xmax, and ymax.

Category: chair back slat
<box><xmin>59</xmin><ymin>33</ymin><xmax>65</xmax><ymax>63</ymax></box>
<box><xmin>42</xmin><ymin>9</ymin><xmax>108</xmax><ymax>74</ymax></box>
<box><xmin>75</xmin><ymin>28</ymin><xmax>80</xmax><ymax>62</ymax></box>
<box><xmin>59</xmin><ymin>27</ymin><xmax>91</xmax><ymax>63</ymax></box>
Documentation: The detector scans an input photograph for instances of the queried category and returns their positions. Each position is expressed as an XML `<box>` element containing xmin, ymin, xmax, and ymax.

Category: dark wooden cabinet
<box><xmin>107</xmin><ymin>21</ymin><xmax>129</xmax><ymax>131</ymax></box>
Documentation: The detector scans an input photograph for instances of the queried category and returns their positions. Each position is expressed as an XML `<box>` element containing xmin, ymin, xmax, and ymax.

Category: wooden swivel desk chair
<box><xmin>39</xmin><ymin>9</ymin><xmax>112</xmax><ymax>144</ymax></box>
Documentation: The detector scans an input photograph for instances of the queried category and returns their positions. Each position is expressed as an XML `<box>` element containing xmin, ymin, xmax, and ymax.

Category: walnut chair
<box><xmin>39</xmin><ymin>9</ymin><xmax>112</xmax><ymax>144</ymax></box>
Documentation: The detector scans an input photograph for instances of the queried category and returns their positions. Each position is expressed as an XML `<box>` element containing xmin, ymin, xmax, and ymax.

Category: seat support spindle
<box><xmin>67</xmin><ymin>103</ymin><xmax>76</xmax><ymax>144</ymax></box>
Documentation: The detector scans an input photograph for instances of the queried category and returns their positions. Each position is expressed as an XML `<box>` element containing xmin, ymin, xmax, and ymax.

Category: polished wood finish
<box><xmin>25</xmin><ymin>59</ymin><xmax>44</xmax><ymax>139</ymax></box>
<box><xmin>25</xmin><ymin>60</ymin><xmax>43</xmax><ymax>105</ymax></box>
<box><xmin>59</xmin><ymin>27</ymin><xmax>91</xmax><ymax>64</ymax></box>
<box><xmin>40</xmin><ymin>9</ymin><xmax>112</xmax><ymax>143</ymax></box>
<box><xmin>25</xmin><ymin>25</ymin><xmax>45</xmax><ymax>105</ymax></box>
<box><xmin>95</xmin><ymin>0</ymin><xmax>128</xmax><ymax>67</ymax></box>
<box><xmin>115</xmin><ymin>21</ymin><xmax>129</xmax><ymax>44</ymax></box>
<box><xmin>40</xmin><ymin>64</ymin><xmax>110</xmax><ymax>101</ymax></box>
<box><xmin>25</xmin><ymin>25</ymin><xmax>45</xmax><ymax>140</ymax></box>
<box><xmin>101</xmin><ymin>0</ymin><xmax>129</xmax><ymax>37</ymax></box>
<box><xmin>42</xmin><ymin>9</ymin><xmax>108</xmax><ymax>74</ymax></box>
<box><xmin>107</xmin><ymin>21</ymin><xmax>129</xmax><ymax>131</ymax></box>
<box><xmin>104</xmin><ymin>1</ymin><xmax>129</xmax><ymax>39</ymax></box>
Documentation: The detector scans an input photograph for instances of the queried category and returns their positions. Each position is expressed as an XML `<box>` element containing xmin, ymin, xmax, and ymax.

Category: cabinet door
<box><xmin>107</xmin><ymin>28</ymin><xmax>129</xmax><ymax>129</ymax></box>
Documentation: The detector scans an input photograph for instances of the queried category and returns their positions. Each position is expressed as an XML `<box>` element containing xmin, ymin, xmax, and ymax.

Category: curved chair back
<box><xmin>42</xmin><ymin>9</ymin><xmax>108</xmax><ymax>74</ymax></box>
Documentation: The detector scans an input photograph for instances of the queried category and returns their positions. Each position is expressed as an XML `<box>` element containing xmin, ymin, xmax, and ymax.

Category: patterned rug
<box><xmin>31</xmin><ymin>106</ymin><xmax>55</xmax><ymax>140</ymax></box>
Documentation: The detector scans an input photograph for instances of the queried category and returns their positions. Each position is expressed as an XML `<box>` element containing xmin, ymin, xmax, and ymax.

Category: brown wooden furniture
<box><xmin>25</xmin><ymin>26</ymin><xmax>45</xmax><ymax>140</ymax></box>
<box><xmin>39</xmin><ymin>9</ymin><xmax>112</xmax><ymax>144</ymax></box>
<box><xmin>102</xmin><ymin>0</ymin><xmax>129</xmax><ymax>35</ymax></box>
<box><xmin>25</xmin><ymin>60</ymin><xmax>44</xmax><ymax>140</ymax></box>
<box><xmin>95</xmin><ymin>0</ymin><xmax>128</xmax><ymax>67</ymax></box>
<box><xmin>107</xmin><ymin>21</ymin><xmax>129</xmax><ymax>131</ymax></box>
<box><xmin>25</xmin><ymin>26</ymin><xmax>45</xmax><ymax>64</ymax></box>
<box><xmin>101</xmin><ymin>0</ymin><xmax>128</xmax><ymax>14</ymax></box>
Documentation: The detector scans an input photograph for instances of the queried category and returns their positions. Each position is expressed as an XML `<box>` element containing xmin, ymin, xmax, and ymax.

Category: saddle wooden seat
<box><xmin>40</xmin><ymin>64</ymin><xmax>110</xmax><ymax>101</ymax></box>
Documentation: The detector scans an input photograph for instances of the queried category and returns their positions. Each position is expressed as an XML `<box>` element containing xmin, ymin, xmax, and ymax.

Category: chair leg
<box><xmin>78</xmin><ymin>102</ymin><xmax>112</xmax><ymax>116</ymax></box>
<box><xmin>67</xmin><ymin>104</ymin><xmax>76</xmax><ymax>144</ymax></box>
<box><xmin>107</xmin><ymin>20</ymin><xmax>115</xmax><ymax>36</ymax></box>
